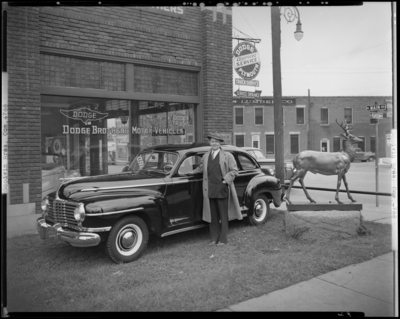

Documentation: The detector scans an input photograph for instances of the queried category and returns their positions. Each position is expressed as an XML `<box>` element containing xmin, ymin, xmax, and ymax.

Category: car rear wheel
<box><xmin>106</xmin><ymin>216</ymin><xmax>149</xmax><ymax>264</ymax></box>
<box><xmin>248</xmin><ymin>194</ymin><xmax>269</xmax><ymax>226</ymax></box>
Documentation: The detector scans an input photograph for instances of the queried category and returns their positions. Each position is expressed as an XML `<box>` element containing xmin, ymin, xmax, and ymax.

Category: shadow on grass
<box><xmin>6</xmin><ymin>209</ymin><xmax>392</xmax><ymax>312</ymax></box>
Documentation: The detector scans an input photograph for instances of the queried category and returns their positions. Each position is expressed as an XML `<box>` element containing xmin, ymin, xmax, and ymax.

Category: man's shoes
<box><xmin>208</xmin><ymin>241</ymin><xmax>216</xmax><ymax>246</ymax></box>
<box><xmin>217</xmin><ymin>242</ymin><xmax>226</xmax><ymax>246</ymax></box>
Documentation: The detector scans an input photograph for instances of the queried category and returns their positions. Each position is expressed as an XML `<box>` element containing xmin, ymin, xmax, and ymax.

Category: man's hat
<box><xmin>207</xmin><ymin>132</ymin><xmax>225</xmax><ymax>142</ymax></box>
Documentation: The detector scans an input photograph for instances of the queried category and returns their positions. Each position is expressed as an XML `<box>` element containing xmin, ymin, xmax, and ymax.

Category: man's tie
<box><xmin>212</xmin><ymin>151</ymin><xmax>215</xmax><ymax>159</ymax></box>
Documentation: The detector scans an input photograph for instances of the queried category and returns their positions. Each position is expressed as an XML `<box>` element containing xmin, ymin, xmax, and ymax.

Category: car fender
<box><xmin>83</xmin><ymin>191</ymin><xmax>168</xmax><ymax>236</ymax></box>
<box><xmin>242</xmin><ymin>174</ymin><xmax>282</xmax><ymax>213</ymax></box>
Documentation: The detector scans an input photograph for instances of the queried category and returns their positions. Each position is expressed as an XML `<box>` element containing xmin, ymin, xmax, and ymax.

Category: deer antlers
<box><xmin>336</xmin><ymin>117</ymin><xmax>354</xmax><ymax>135</ymax></box>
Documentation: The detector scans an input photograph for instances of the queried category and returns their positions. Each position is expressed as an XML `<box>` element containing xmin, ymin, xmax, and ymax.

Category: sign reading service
<box><xmin>233</xmin><ymin>42</ymin><xmax>261</xmax><ymax>80</ymax></box>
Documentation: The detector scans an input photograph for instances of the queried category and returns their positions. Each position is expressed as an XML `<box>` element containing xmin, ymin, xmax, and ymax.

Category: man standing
<box><xmin>189</xmin><ymin>132</ymin><xmax>242</xmax><ymax>246</ymax></box>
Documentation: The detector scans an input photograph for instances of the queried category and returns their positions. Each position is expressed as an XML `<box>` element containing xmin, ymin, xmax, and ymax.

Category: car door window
<box><xmin>177</xmin><ymin>154</ymin><xmax>203</xmax><ymax>176</ymax></box>
<box><xmin>163</xmin><ymin>153</ymin><xmax>178</xmax><ymax>167</ymax></box>
<box><xmin>238</xmin><ymin>153</ymin><xmax>258</xmax><ymax>170</ymax></box>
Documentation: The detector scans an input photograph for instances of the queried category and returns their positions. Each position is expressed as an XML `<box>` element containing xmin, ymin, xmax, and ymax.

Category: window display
<box><xmin>40</xmin><ymin>96</ymin><xmax>196</xmax><ymax>189</ymax></box>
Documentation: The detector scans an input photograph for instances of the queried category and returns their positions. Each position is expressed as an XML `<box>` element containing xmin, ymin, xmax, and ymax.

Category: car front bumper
<box><xmin>36</xmin><ymin>218</ymin><xmax>101</xmax><ymax>248</ymax></box>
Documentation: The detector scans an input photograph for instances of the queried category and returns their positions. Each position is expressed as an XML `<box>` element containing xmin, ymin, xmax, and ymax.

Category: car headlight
<box><xmin>41</xmin><ymin>197</ymin><xmax>49</xmax><ymax>213</ymax></box>
<box><xmin>269</xmin><ymin>168</ymin><xmax>275</xmax><ymax>176</ymax></box>
<box><xmin>74</xmin><ymin>203</ymin><xmax>86</xmax><ymax>222</ymax></box>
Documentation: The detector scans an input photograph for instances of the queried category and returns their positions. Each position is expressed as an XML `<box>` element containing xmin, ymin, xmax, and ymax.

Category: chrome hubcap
<box><xmin>120</xmin><ymin>230</ymin><xmax>136</xmax><ymax>250</ymax></box>
<box><xmin>254</xmin><ymin>199</ymin><xmax>267</xmax><ymax>221</ymax></box>
<box><xmin>116</xmin><ymin>224</ymin><xmax>142</xmax><ymax>256</ymax></box>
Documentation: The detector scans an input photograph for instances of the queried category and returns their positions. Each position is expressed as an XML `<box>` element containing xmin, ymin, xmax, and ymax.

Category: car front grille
<box><xmin>46</xmin><ymin>198</ymin><xmax>81</xmax><ymax>230</ymax></box>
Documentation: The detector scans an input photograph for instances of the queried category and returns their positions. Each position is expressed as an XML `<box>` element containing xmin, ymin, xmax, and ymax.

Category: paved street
<box><xmin>292</xmin><ymin>161</ymin><xmax>392</xmax><ymax>193</ymax></box>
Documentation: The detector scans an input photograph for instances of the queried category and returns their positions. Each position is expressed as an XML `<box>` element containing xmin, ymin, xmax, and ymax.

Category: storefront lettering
<box><xmin>152</xmin><ymin>6</ymin><xmax>184</xmax><ymax>14</ymax></box>
<box><xmin>60</xmin><ymin>107</ymin><xmax>108</xmax><ymax>124</ymax></box>
<box><xmin>63</xmin><ymin>125</ymin><xmax>92</xmax><ymax>134</ymax></box>
<box><xmin>152</xmin><ymin>128</ymin><xmax>185</xmax><ymax>136</ymax></box>
<box><xmin>61</xmin><ymin>125</ymin><xmax>184</xmax><ymax>136</ymax></box>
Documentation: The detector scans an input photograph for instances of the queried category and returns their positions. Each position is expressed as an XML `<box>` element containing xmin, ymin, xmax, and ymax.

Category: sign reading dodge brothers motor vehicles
<box><xmin>60</xmin><ymin>107</ymin><xmax>185</xmax><ymax>135</ymax></box>
<box><xmin>233</xmin><ymin>42</ymin><xmax>261</xmax><ymax>80</ymax></box>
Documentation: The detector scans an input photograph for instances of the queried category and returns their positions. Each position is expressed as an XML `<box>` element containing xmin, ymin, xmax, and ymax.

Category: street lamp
<box><xmin>271</xmin><ymin>6</ymin><xmax>303</xmax><ymax>185</ymax></box>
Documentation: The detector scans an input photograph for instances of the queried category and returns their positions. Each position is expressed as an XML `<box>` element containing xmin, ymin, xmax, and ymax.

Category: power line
<box><xmin>258</xmin><ymin>71</ymin><xmax>391</xmax><ymax>75</ymax></box>
<box><xmin>237</xmin><ymin>10</ymin><xmax>260</xmax><ymax>39</ymax></box>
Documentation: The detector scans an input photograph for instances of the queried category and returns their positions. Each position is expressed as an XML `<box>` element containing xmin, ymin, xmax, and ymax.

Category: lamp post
<box><xmin>271</xmin><ymin>6</ymin><xmax>303</xmax><ymax>185</ymax></box>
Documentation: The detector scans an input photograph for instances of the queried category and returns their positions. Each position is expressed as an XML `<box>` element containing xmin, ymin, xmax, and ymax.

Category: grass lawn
<box><xmin>6</xmin><ymin>209</ymin><xmax>392</xmax><ymax>312</ymax></box>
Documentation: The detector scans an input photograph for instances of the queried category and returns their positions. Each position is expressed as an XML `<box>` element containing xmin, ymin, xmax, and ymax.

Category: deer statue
<box><xmin>285</xmin><ymin>117</ymin><xmax>362</xmax><ymax>205</ymax></box>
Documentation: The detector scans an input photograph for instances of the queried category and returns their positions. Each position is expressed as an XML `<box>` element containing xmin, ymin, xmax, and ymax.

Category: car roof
<box><xmin>242</xmin><ymin>147</ymin><xmax>262</xmax><ymax>151</ymax></box>
<box><xmin>142</xmin><ymin>142</ymin><xmax>245</xmax><ymax>154</ymax></box>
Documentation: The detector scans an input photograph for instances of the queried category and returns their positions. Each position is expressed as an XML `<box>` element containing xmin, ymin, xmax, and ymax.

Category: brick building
<box><xmin>5</xmin><ymin>5</ymin><xmax>233</xmax><ymax>236</ymax></box>
<box><xmin>233</xmin><ymin>96</ymin><xmax>393</xmax><ymax>160</ymax></box>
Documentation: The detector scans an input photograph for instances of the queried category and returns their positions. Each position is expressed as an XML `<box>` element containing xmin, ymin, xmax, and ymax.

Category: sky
<box><xmin>232</xmin><ymin>2</ymin><xmax>394</xmax><ymax>97</ymax></box>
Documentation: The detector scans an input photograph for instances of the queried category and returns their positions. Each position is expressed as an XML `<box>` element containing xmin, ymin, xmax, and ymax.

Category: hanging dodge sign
<box><xmin>233</xmin><ymin>42</ymin><xmax>261</xmax><ymax>80</ymax></box>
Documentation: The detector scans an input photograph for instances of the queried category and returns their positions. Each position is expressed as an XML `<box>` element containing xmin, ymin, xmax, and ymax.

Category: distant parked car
<box><xmin>241</xmin><ymin>147</ymin><xmax>293</xmax><ymax>182</ymax></box>
<box><xmin>354</xmin><ymin>148</ymin><xmax>375</xmax><ymax>162</ymax></box>
<box><xmin>241</xmin><ymin>147</ymin><xmax>275</xmax><ymax>177</ymax></box>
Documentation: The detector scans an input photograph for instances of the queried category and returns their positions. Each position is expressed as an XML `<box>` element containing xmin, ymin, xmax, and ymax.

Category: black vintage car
<box><xmin>37</xmin><ymin>143</ymin><xmax>284</xmax><ymax>263</ymax></box>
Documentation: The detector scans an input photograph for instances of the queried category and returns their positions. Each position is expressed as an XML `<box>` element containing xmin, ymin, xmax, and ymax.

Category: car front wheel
<box><xmin>106</xmin><ymin>216</ymin><xmax>149</xmax><ymax>264</ymax></box>
<box><xmin>248</xmin><ymin>194</ymin><xmax>270</xmax><ymax>226</ymax></box>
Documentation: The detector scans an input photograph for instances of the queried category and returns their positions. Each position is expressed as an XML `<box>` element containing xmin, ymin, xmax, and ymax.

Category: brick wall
<box><xmin>7</xmin><ymin>7</ymin><xmax>42</xmax><ymax>213</ymax></box>
<box><xmin>309</xmin><ymin>96</ymin><xmax>392</xmax><ymax>156</ymax></box>
<box><xmin>39</xmin><ymin>7</ymin><xmax>202</xmax><ymax>66</ymax></box>
<box><xmin>233</xmin><ymin>98</ymin><xmax>308</xmax><ymax>160</ymax></box>
<box><xmin>201</xmin><ymin>10</ymin><xmax>233</xmax><ymax>141</ymax></box>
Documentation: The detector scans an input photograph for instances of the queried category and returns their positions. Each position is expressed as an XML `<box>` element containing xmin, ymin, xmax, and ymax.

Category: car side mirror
<box><xmin>122</xmin><ymin>166</ymin><xmax>129</xmax><ymax>172</ymax></box>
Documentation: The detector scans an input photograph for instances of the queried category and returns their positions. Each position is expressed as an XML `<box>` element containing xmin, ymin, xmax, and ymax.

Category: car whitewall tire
<box><xmin>248</xmin><ymin>194</ymin><xmax>269</xmax><ymax>226</ymax></box>
<box><xmin>106</xmin><ymin>216</ymin><xmax>149</xmax><ymax>264</ymax></box>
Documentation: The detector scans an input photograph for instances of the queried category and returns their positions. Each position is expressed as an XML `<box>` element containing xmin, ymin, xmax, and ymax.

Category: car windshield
<box><xmin>127</xmin><ymin>151</ymin><xmax>178</xmax><ymax>173</ymax></box>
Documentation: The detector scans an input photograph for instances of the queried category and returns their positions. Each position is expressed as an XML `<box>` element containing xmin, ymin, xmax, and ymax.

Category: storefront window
<box><xmin>40</xmin><ymin>96</ymin><xmax>196</xmax><ymax>193</ymax></box>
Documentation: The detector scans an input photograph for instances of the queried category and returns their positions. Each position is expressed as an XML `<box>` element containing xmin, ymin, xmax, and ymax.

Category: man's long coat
<box><xmin>193</xmin><ymin>148</ymin><xmax>243</xmax><ymax>223</ymax></box>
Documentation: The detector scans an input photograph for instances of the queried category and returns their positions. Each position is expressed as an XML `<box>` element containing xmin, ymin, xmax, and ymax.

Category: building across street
<box><xmin>233</xmin><ymin>96</ymin><xmax>392</xmax><ymax>160</ymax></box>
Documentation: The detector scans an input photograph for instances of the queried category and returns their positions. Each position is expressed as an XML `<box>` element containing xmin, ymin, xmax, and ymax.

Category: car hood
<box><xmin>57</xmin><ymin>171</ymin><xmax>166</xmax><ymax>200</ymax></box>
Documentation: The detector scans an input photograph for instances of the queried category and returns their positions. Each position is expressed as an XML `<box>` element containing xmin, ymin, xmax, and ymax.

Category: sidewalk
<box><xmin>218</xmin><ymin>203</ymin><xmax>398</xmax><ymax>316</ymax></box>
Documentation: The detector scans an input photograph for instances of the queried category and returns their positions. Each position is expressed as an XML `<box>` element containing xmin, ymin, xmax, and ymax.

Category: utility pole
<box><xmin>271</xmin><ymin>6</ymin><xmax>285</xmax><ymax>185</ymax></box>
<box><xmin>375</xmin><ymin>121</ymin><xmax>379</xmax><ymax>206</ymax></box>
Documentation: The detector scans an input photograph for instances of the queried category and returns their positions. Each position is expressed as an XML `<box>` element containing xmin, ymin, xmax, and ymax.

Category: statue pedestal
<box><xmin>287</xmin><ymin>202</ymin><xmax>363</xmax><ymax>211</ymax></box>
<box><xmin>284</xmin><ymin>210</ymin><xmax>364</xmax><ymax>240</ymax></box>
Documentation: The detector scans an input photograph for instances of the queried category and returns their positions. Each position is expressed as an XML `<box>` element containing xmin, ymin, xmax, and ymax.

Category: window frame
<box><xmin>252</xmin><ymin>134</ymin><xmax>260</xmax><ymax>148</ymax></box>
<box><xmin>333</xmin><ymin>136</ymin><xmax>341</xmax><ymax>152</ymax></box>
<box><xmin>296</xmin><ymin>106</ymin><xmax>305</xmax><ymax>125</ymax></box>
<box><xmin>254</xmin><ymin>107</ymin><xmax>264</xmax><ymax>125</ymax></box>
<box><xmin>357</xmin><ymin>136</ymin><xmax>366</xmax><ymax>152</ymax></box>
<box><xmin>321</xmin><ymin>107</ymin><xmax>329</xmax><ymax>126</ymax></box>
<box><xmin>344</xmin><ymin>107</ymin><xmax>353</xmax><ymax>124</ymax></box>
<box><xmin>290</xmin><ymin>133</ymin><xmax>300</xmax><ymax>155</ymax></box>
<box><xmin>235</xmin><ymin>133</ymin><xmax>245</xmax><ymax>147</ymax></box>
<box><xmin>265</xmin><ymin>134</ymin><xmax>275</xmax><ymax>154</ymax></box>
<box><xmin>234</xmin><ymin>106</ymin><xmax>244</xmax><ymax>126</ymax></box>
